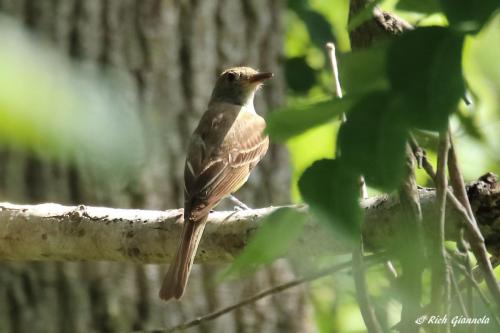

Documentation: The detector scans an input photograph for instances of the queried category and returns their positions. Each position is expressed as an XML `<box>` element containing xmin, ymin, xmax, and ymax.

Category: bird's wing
<box><xmin>184</xmin><ymin>105</ymin><xmax>268</xmax><ymax>218</ymax></box>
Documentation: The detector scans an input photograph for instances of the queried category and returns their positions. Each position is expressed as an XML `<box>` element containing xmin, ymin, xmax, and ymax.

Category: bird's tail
<box><xmin>159</xmin><ymin>214</ymin><xmax>208</xmax><ymax>301</ymax></box>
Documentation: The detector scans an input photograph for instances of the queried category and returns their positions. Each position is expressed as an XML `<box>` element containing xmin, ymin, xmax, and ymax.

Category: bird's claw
<box><xmin>228</xmin><ymin>195</ymin><xmax>252</xmax><ymax>210</ymax></box>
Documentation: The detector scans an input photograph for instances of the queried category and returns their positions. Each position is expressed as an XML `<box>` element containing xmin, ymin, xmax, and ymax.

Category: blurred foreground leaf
<box><xmin>0</xmin><ymin>16</ymin><xmax>144</xmax><ymax>176</ymax></box>
<box><xmin>287</xmin><ymin>122</ymin><xmax>339</xmax><ymax>202</ymax></box>
<box><xmin>220</xmin><ymin>207</ymin><xmax>308</xmax><ymax>280</ymax></box>
<box><xmin>388</xmin><ymin>27</ymin><xmax>465</xmax><ymax>131</ymax></box>
<box><xmin>348</xmin><ymin>0</ymin><xmax>380</xmax><ymax>31</ymax></box>
<box><xmin>463</xmin><ymin>13</ymin><xmax>500</xmax><ymax>117</ymax></box>
<box><xmin>299</xmin><ymin>159</ymin><xmax>361</xmax><ymax>238</ymax></box>
<box><xmin>266</xmin><ymin>98</ymin><xmax>352</xmax><ymax>142</ymax></box>
<box><xmin>396</xmin><ymin>0</ymin><xmax>441</xmax><ymax>14</ymax></box>
<box><xmin>338</xmin><ymin>92</ymin><xmax>408</xmax><ymax>191</ymax></box>
<box><xmin>440</xmin><ymin>0</ymin><xmax>500</xmax><ymax>33</ymax></box>
<box><xmin>289</xmin><ymin>0</ymin><xmax>336</xmax><ymax>49</ymax></box>
<box><xmin>339</xmin><ymin>42</ymin><xmax>390</xmax><ymax>95</ymax></box>
<box><xmin>456</xmin><ymin>108</ymin><xmax>484</xmax><ymax>141</ymax></box>
<box><xmin>285</xmin><ymin>57</ymin><xmax>316</xmax><ymax>93</ymax></box>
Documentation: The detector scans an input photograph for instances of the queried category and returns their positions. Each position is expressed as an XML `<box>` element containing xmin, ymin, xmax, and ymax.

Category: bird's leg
<box><xmin>228</xmin><ymin>195</ymin><xmax>252</xmax><ymax>211</ymax></box>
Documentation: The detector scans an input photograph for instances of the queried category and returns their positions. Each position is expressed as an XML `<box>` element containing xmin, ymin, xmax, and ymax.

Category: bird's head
<box><xmin>210</xmin><ymin>67</ymin><xmax>273</xmax><ymax>106</ymax></box>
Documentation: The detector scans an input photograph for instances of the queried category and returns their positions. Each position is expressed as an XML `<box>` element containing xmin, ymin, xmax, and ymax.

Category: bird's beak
<box><xmin>249</xmin><ymin>72</ymin><xmax>274</xmax><ymax>83</ymax></box>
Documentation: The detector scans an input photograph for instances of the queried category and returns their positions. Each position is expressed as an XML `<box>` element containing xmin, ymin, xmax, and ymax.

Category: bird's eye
<box><xmin>226</xmin><ymin>72</ymin><xmax>236</xmax><ymax>82</ymax></box>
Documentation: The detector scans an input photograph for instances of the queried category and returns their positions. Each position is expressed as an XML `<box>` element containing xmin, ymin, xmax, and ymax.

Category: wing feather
<box><xmin>184</xmin><ymin>105</ymin><xmax>268</xmax><ymax>215</ymax></box>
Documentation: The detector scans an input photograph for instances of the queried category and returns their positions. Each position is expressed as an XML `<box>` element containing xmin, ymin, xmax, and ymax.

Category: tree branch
<box><xmin>1</xmin><ymin>175</ymin><xmax>499</xmax><ymax>263</ymax></box>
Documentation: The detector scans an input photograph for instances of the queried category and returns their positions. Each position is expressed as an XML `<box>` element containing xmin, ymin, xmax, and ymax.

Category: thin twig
<box><xmin>325</xmin><ymin>42</ymin><xmax>380</xmax><ymax>331</ymax></box>
<box><xmin>150</xmin><ymin>255</ymin><xmax>383</xmax><ymax>333</ymax></box>
<box><xmin>353</xmin><ymin>243</ymin><xmax>383</xmax><ymax>333</ymax></box>
<box><xmin>447</xmin><ymin>132</ymin><xmax>475</xmax><ymax>218</ymax></box>
<box><xmin>447</xmin><ymin>133</ymin><xmax>500</xmax><ymax>307</ymax></box>
<box><xmin>326</xmin><ymin>42</ymin><xmax>347</xmax><ymax>162</ymax></box>
<box><xmin>415</xmin><ymin>250</ymin><xmax>497</xmax><ymax>328</ymax></box>
<box><xmin>326</xmin><ymin>42</ymin><xmax>343</xmax><ymax>99</ymax></box>
<box><xmin>450</xmin><ymin>258</ymin><xmax>500</xmax><ymax>328</ymax></box>
<box><xmin>409</xmin><ymin>135</ymin><xmax>500</xmax><ymax>309</ymax></box>
<box><xmin>325</xmin><ymin>42</ymin><xmax>367</xmax><ymax>199</ymax></box>
<box><xmin>397</xmin><ymin>144</ymin><xmax>425</xmax><ymax>333</ymax></box>
<box><xmin>384</xmin><ymin>261</ymin><xmax>398</xmax><ymax>280</ymax></box>
<box><xmin>450</xmin><ymin>266</ymin><xmax>469</xmax><ymax>317</ymax></box>
<box><xmin>429</xmin><ymin>131</ymin><xmax>451</xmax><ymax>333</ymax></box>
<box><xmin>457</xmin><ymin>232</ymin><xmax>475</xmax><ymax>333</ymax></box>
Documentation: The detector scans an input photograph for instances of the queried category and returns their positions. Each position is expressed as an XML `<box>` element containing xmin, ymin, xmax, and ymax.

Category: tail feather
<box><xmin>159</xmin><ymin>215</ymin><xmax>208</xmax><ymax>301</ymax></box>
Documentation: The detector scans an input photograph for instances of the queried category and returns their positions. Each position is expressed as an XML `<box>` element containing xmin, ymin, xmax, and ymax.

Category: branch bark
<box><xmin>1</xmin><ymin>174</ymin><xmax>499</xmax><ymax>263</ymax></box>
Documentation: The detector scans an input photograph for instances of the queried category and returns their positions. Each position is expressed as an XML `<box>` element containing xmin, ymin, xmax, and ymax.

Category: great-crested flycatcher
<box><xmin>159</xmin><ymin>67</ymin><xmax>273</xmax><ymax>301</ymax></box>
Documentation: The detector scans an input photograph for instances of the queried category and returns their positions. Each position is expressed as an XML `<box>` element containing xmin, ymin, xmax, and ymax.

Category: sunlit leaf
<box><xmin>289</xmin><ymin>0</ymin><xmax>336</xmax><ymax>49</ymax></box>
<box><xmin>387</xmin><ymin>27</ymin><xmax>465</xmax><ymax>131</ymax></box>
<box><xmin>338</xmin><ymin>42</ymin><xmax>390</xmax><ymax>95</ymax></box>
<box><xmin>299</xmin><ymin>159</ymin><xmax>361</xmax><ymax>238</ymax></box>
<box><xmin>266</xmin><ymin>98</ymin><xmax>353</xmax><ymax>142</ymax></box>
<box><xmin>0</xmin><ymin>16</ymin><xmax>144</xmax><ymax>176</ymax></box>
<box><xmin>396</xmin><ymin>0</ymin><xmax>441</xmax><ymax>14</ymax></box>
<box><xmin>412</xmin><ymin>129</ymin><xmax>439</xmax><ymax>151</ymax></box>
<box><xmin>463</xmin><ymin>13</ymin><xmax>500</xmax><ymax>117</ymax></box>
<box><xmin>287</xmin><ymin>122</ymin><xmax>339</xmax><ymax>202</ymax></box>
<box><xmin>348</xmin><ymin>0</ymin><xmax>381</xmax><ymax>31</ymax></box>
<box><xmin>309</xmin><ymin>0</ymin><xmax>351</xmax><ymax>51</ymax></box>
<box><xmin>220</xmin><ymin>208</ymin><xmax>308</xmax><ymax>280</ymax></box>
<box><xmin>338</xmin><ymin>92</ymin><xmax>408</xmax><ymax>191</ymax></box>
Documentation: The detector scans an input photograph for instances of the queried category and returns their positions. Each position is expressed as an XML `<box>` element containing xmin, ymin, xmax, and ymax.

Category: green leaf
<box><xmin>285</xmin><ymin>57</ymin><xmax>316</xmax><ymax>93</ymax></box>
<box><xmin>220</xmin><ymin>208</ymin><xmax>308</xmax><ymax>280</ymax></box>
<box><xmin>396</xmin><ymin>0</ymin><xmax>442</xmax><ymax>14</ymax></box>
<box><xmin>463</xmin><ymin>12</ymin><xmax>500</xmax><ymax>118</ymax></box>
<box><xmin>456</xmin><ymin>108</ymin><xmax>484</xmax><ymax>141</ymax></box>
<box><xmin>387</xmin><ymin>27</ymin><xmax>465</xmax><ymax>131</ymax></box>
<box><xmin>412</xmin><ymin>129</ymin><xmax>439</xmax><ymax>151</ymax></box>
<box><xmin>289</xmin><ymin>0</ymin><xmax>336</xmax><ymax>49</ymax></box>
<box><xmin>440</xmin><ymin>0</ymin><xmax>500</xmax><ymax>33</ymax></box>
<box><xmin>299</xmin><ymin>159</ymin><xmax>362</xmax><ymax>237</ymax></box>
<box><xmin>338</xmin><ymin>92</ymin><xmax>409</xmax><ymax>191</ymax></box>
<box><xmin>0</xmin><ymin>17</ymin><xmax>144</xmax><ymax>177</ymax></box>
<box><xmin>338</xmin><ymin>42</ymin><xmax>390</xmax><ymax>95</ymax></box>
<box><xmin>287</xmin><ymin>122</ymin><xmax>339</xmax><ymax>202</ymax></box>
<box><xmin>348</xmin><ymin>0</ymin><xmax>381</xmax><ymax>31</ymax></box>
<box><xmin>266</xmin><ymin>98</ymin><xmax>353</xmax><ymax>142</ymax></box>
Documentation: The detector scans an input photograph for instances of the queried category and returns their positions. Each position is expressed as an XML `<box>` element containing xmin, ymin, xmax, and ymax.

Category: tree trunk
<box><xmin>0</xmin><ymin>1</ymin><xmax>310</xmax><ymax>332</ymax></box>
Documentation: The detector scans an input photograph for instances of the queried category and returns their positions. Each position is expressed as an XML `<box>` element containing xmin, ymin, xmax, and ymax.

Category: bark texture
<box><xmin>1</xmin><ymin>176</ymin><xmax>499</xmax><ymax>263</ymax></box>
<box><xmin>0</xmin><ymin>1</ymin><xmax>309</xmax><ymax>332</ymax></box>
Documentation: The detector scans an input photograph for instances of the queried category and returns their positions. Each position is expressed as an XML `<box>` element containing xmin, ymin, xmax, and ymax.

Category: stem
<box><xmin>326</xmin><ymin>42</ymin><xmax>343</xmax><ymax>99</ymax></box>
<box><xmin>430</xmin><ymin>130</ymin><xmax>451</xmax><ymax>332</ymax></box>
<box><xmin>152</xmin><ymin>255</ymin><xmax>383</xmax><ymax>333</ymax></box>
<box><xmin>447</xmin><ymin>133</ymin><xmax>500</xmax><ymax>307</ymax></box>
<box><xmin>353</xmin><ymin>242</ymin><xmax>383</xmax><ymax>333</ymax></box>
<box><xmin>451</xmin><ymin>258</ymin><xmax>500</xmax><ymax>328</ymax></box>
<box><xmin>397</xmin><ymin>144</ymin><xmax>424</xmax><ymax>333</ymax></box>
<box><xmin>410</xmin><ymin>134</ymin><xmax>500</xmax><ymax>310</ymax></box>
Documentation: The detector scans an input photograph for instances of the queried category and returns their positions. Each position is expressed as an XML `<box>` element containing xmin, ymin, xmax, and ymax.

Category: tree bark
<box><xmin>0</xmin><ymin>1</ymin><xmax>310</xmax><ymax>332</ymax></box>
<box><xmin>1</xmin><ymin>175</ymin><xmax>499</xmax><ymax>263</ymax></box>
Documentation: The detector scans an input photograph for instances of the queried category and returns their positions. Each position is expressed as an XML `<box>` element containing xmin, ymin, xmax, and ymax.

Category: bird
<box><xmin>159</xmin><ymin>66</ymin><xmax>273</xmax><ymax>301</ymax></box>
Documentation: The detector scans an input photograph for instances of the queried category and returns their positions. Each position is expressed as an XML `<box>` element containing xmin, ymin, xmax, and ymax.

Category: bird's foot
<box><xmin>228</xmin><ymin>195</ymin><xmax>252</xmax><ymax>211</ymax></box>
